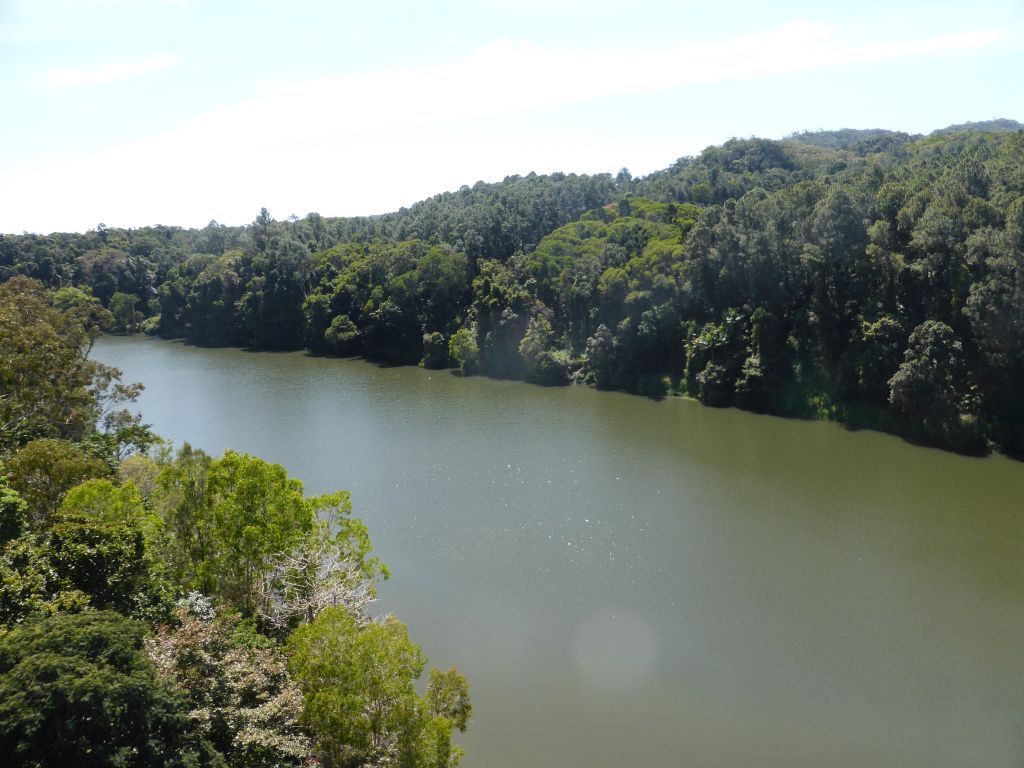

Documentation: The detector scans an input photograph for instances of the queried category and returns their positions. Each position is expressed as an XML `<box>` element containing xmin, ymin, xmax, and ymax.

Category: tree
<box><xmin>6</xmin><ymin>439</ymin><xmax>109</xmax><ymax>530</ymax></box>
<box><xmin>153</xmin><ymin>443</ymin><xmax>212</xmax><ymax>593</ymax></box>
<box><xmin>109</xmin><ymin>291</ymin><xmax>142</xmax><ymax>332</ymax></box>
<box><xmin>45</xmin><ymin>511</ymin><xmax>171</xmax><ymax>621</ymax></box>
<box><xmin>324</xmin><ymin>315</ymin><xmax>360</xmax><ymax>352</ymax></box>
<box><xmin>963</xmin><ymin>216</ymin><xmax>1024</xmax><ymax>455</ymax></box>
<box><xmin>258</xmin><ymin>519</ymin><xmax>382</xmax><ymax>632</ymax></box>
<box><xmin>59</xmin><ymin>478</ymin><xmax>151</xmax><ymax>530</ymax></box>
<box><xmin>155</xmin><ymin>447</ymin><xmax>384</xmax><ymax>620</ymax></box>
<box><xmin>583</xmin><ymin>324</ymin><xmax>617</xmax><ymax>389</ymax></box>
<box><xmin>518</xmin><ymin>315</ymin><xmax>554</xmax><ymax>375</ymax></box>
<box><xmin>287</xmin><ymin>607</ymin><xmax>468</xmax><ymax>768</ymax></box>
<box><xmin>0</xmin><ymin>535</ymin><xmax>63</xmax><ymax>629</ymax></box>
<box><xmin>447</xmin><ymin>327</ymin><xmax>479</xmax><ymax>374</ymax></box>
<box><xmin>888</xmin><ymin>320</ymin><xmax>982</xmax><ymax>451</ymax></box>
<box><xmin>0</xmin><ymin>277</ymin><xmax>112</xmax><ymax>449</ymax></box>
<box><xmin>0</xmin><ymin>488</ymin><xmax>169</xmax><ymax>628</ymax></box>
<box><xmin>158</xmin><ymin>449</ymin><xmax>315</xmax><ymax>614</ymax></box>
<box><xmin>147</xmin><ymin>597</ymin><xmax>314</xmax><ymax>768</ymax></box>
<box><xmin>426</xmin><ymin>668</ymin><xmax>472</xmax><ymax>732</ymax></box>
<box><xmin>470</xmin><ymin>259</ymin><xmax>532</xmax><ymax>376</ymax></box>
<box><xmin>237</xmin><ymin>235</ymin><xmax>312</xmax><ymax>350</ymax></box>
<box><xmin>421</xmin><ymin>331</ymin><xmax>448</xmax><ymax>369</ymax></box>
<box><xmin>853</xmin><ymin>315</ymin><xmax>906</xmax><ymax>404</ymax></box>
<box><xmin>0</xmin><ymin>469</ymin><xmax>28</xmax><ymax>545</ymax></box>
<box><xmin>0</xmin><ymin>611</ymin><xmax>221</xmax><ymax>767</ymax></box>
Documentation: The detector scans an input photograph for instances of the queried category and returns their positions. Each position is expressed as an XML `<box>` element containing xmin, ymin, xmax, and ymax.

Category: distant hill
<box><xmin>930</xmin><ymin>118</ymin><xmax>1023</xmax><ymax>135</ymax></box>
<box><xmin>784</xmin><ymin>128</ymin><xmax>917</xmax><ymax>153</ymax></box>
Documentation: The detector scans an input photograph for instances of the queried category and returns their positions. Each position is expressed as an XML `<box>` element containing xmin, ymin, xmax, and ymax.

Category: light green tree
<box><xmin>109</xmin><ymin>291</ymin><xmax>142</xmax><ymax>332</ymax></box>
<box><xmin>6</xmin><ymin>439</ymin><xmax>109</xmax><ymax>530</ymax></box>
<box><xmin>155</xmin><ymin>447</ymin><xmax>383</xmax><ymax>620</ymax></box>
<box><xmin>287</xmin><ymin>607</ymin><xmax>469</xmax><ymax>768</ymax></box>
<box><xmin>447</xmin><ymin>327</ymin><xmax>479</xmax><ymax>374</ymax></box>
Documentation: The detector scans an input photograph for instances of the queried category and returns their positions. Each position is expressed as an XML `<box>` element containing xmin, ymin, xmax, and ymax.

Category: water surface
<box><xmin>95</xmin><ymin>335</ymin><xmax>1024</xmax><ymax>768</ymax></box>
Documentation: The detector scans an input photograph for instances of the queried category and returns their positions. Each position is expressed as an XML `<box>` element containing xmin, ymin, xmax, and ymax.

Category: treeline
<box><xmin>0</xmin><ymin>277</ymin><xmax>471</xmax><ymax>767</ymax></box>
<box><xmin>2</xmin><ymin>123</ymin><xmax>1024</xmax><ymax>455</ymax></box>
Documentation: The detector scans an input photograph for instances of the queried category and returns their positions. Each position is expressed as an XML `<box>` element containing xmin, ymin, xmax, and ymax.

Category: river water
<box><xmin>94</xmin><ymin>335</ymin><xmax>1024</xmax><ymax>768</ymax></box>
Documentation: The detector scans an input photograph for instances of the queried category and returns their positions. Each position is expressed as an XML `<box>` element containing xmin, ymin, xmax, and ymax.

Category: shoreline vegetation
<box><xmin>3</xmin><ymin>120</ymin><xmax>1024</xmax><ymax>459</ymax></box>
<box><xmin>0</xmin><ymin>277</ymin><xmax>471</xmax><ymax>766</ymax></box>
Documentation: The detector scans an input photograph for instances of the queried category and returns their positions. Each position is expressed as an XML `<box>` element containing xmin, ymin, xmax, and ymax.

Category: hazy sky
<box><xmin>1</xmin><ymin>0</ymin><xmax>1021</xmax><ymax>234</ymax></box>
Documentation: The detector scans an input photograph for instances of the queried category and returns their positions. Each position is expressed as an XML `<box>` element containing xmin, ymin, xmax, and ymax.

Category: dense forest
<box><xmin>2</xmin><ymin>120</ymin><xmax>1023</xmax><ymax>456</ymax></box>
<box><xmin>0</xmin><ymin>277</ymin><xmax>471</xmax><ymax>767</ymax></box>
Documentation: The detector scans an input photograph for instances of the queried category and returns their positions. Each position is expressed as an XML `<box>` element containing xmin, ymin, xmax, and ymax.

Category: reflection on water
<box><xmin>96</xmin><ymin>335</ymin><xmax>1024</xmax><ymax>768</ymax></box>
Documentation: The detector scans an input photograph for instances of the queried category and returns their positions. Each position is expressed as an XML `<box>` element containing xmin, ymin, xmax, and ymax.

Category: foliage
<box><xmin>287</xmin><ymin>607</ymin><xmax>467</xmax><ymax>768</ymax></box>
<box><xmin>0</xmin><ymin>277</ymin><xmax>111</xmax><ymax>450</ymax></box>
<box><xmin>0</xmin><ymin>504</ymin><xmax>169</xmax><ymax>629</ymax></box>
<box><xmin>258</xmin><ymin>518</ymin><xmax>382</xmax><ymax>633</ymax></box>
<box><xmin>0</xmin><ymin>611</ymin><xmax>221</xmax><ymax>767</ymax></box>
<box><xmin>426</xmin><ymin>668</ymin><xmax>472</xmax><ymax>733</ymax></box>
<box><xmin>154</xmin><ymin>446</ymin><xmax>385</xmax><ymax>621</ymax></box>
<box><xmin>421</xmin><ymin>331</ymin><xmax>449</xmax><ymax>369</ymax></box>
<box><xmin>447</xmin><ymin>327</ymin><xmax>479</xmax><ymax>374</ymax></box>
<box><xmin>0</xmin><ymin>280</ymin><xmax>469</xmax><ymax>767</ymax></box>
<box><xmin>6</xmin><ymin>439</ymin><xmax>110</xmax><ymax>530</ymax></box>
<box><xmin>109</xmin><ymin>291</ymin><xmax>143</xmax><ymax>332</ymax></box>
<box><xmin>45</xmin><ymin>511</ymin><xmax>171</xmax><ymax>621</ymax></box>
<box><xmin>7</xmin><ymin>125</ymin><xmax>1023</xmax><ymax>454</ymax></box>
<box><xmin>888</xmin><ymin>320</ymin><xmax>983</xmax><ymax>452</ymax></box>
<box><xmin>0</xmin><ymin>469</ymin><xmax>28</xmax><ymax>545</ymax></box>
<box><xmin>147</xmin><ymin>598</ymin><xmax>315</xmax><ymax>768</ymax></box>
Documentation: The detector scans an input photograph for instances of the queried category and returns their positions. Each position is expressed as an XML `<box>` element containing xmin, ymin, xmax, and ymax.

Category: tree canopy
<box><xmin>0</xmin><ymin>282</ymin><xmax>471</xmax><ymax>766</ymax></box>
<box><xmin>6</xmin><ymin>123</ymin><xmax>1022</xmax><ymax>454</ymax></box>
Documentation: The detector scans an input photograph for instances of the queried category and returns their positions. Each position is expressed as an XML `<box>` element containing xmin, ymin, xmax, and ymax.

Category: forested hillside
<box><xmin>3</xmin><ymin>124</ymin><xmax>1023</xmax><ymax>456</ymax></box>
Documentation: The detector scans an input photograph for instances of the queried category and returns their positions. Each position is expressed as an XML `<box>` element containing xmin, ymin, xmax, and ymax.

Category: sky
<box><xmin>0</xmin><ymin>0</ymin><xmax>1021</xmax><ymax>234</ymax></box>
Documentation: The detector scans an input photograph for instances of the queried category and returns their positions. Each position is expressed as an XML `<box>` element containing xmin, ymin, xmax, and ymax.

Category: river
<box><xmin>94</xmin><ymin>335</ymin><xmax>1024</xmax><ymax>768</ymax></box>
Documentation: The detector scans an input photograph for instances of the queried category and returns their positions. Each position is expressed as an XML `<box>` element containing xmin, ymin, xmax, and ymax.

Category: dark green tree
<box><xmin>0</xmin><ymin>611</ymin><xmax>222</xmax><ymax>768</ymax></box>
<box><xmin>888</xmin><ymin>320</ymin><xmax>982</xmax><ymax>452</ymax></box>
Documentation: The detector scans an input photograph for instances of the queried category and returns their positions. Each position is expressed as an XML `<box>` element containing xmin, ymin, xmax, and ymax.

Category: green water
<box><xmin>95</xmin><ymin>335</ymin><xmax>1024</xmax><ymax>768</ymax></box>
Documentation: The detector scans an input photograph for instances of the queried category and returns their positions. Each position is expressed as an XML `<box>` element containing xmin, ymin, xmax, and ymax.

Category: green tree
<box><xmin>109</xmin><ymin>291</ymin><xmax>142</xmax><ymax>332</ymax></box>
<box><xmin>0</xmin><ymin>611</ymin><xmax>221</xmax><ymax>767</ymax></box>
<box><xmin>0</xmin><ymin>469</ymin><xmax>28</xmax><ymax>545</ymax></box>
<box><xmin>0</xmin><ymin>277</ymin><xmax>112</xmax><ymax>449</ymax></box>
<box><xmin>447</xmin><ymin>327</ymin><xmax>479</xmax><ymax>374</ymax></box>
<box><xmin>287</xmin><ymin>607</ymin><xmax>468</xmax><ymax>768</ymax></box>
<box><xmin>421</xmin><ymin>331</ymin><xmax>448</xmax><ymax>369</ymax></box>
<box><xmin>853</xmin><ymin>315</ymin><xmax>906</xmax><ymax>404</ymax></box>
<box><xmin>0</xmin><ymin>496</ymin><xmax>169</xmax><ymax>629</ymax></box>
<box><xmin>45</xmin><ymin>512</ymin><xmax>171</xmax><ymax>621</ymax></box>
<box><xmin>60</xmin><ymin>478</ymin><xmax>147</xmax><ymax>521</ymax></box>
<box><xmin>325</xmin><ymin>315</ymin><xmax>360</xmax><ymax>352</ymax></box>
<box><xmin>583</xmin><ymin>324</ymin><xmax>617</xmax><ymax>389</ymax></box>
<box><xmin>470</xmin><ymin>259</ymin><xmax>532</xmax><ymax>376</ymax></box>
<box><xmin>6</xmin><ymin>439</ymin><xmax>109</xmax><ymax>530</ymax></box>
<box><xmin>155</xmin><ymin>447</ymin><xmax>383</xmax><ymax>620</ymax></box>
<box><xmin>427</xmin><ymin>668</ymin><xmax>472</xmax><ymax>732</ymax></box>
<box><xmin>888</xmin><ymin>320</ymin><xmax>982</xmax><ymax>451</ymax></box>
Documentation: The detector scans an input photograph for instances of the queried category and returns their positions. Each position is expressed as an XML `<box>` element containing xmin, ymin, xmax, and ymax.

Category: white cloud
<box><xmin>2</xmin><ymin>19</ymin><xmax>1009</xmax><ymax>233</ymax></box>
<box><xmin>250</xmin><ymin>20</ymin><xmax>1003</xmax><ymax>127</ymax></box>
<box><xmin>44</xmin><ymin>53</ymin><xmax>180</xmax><ymax>87</ymax></box>
<box><xmin>485</xmin><ymin>0</ymin><xmax>595</xmax><ymax>12</ymax></box>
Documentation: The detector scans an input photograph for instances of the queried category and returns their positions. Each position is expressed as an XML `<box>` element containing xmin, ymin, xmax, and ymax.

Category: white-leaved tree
<box><xmin>147</xmin><ymin>593</ymin><xmax>318</xmax><ymax>768</ymax></box>
<box><xmin>258</xmin><ymin>519</ymin><xmax>379</xmax><ymax>630</ymax></box>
